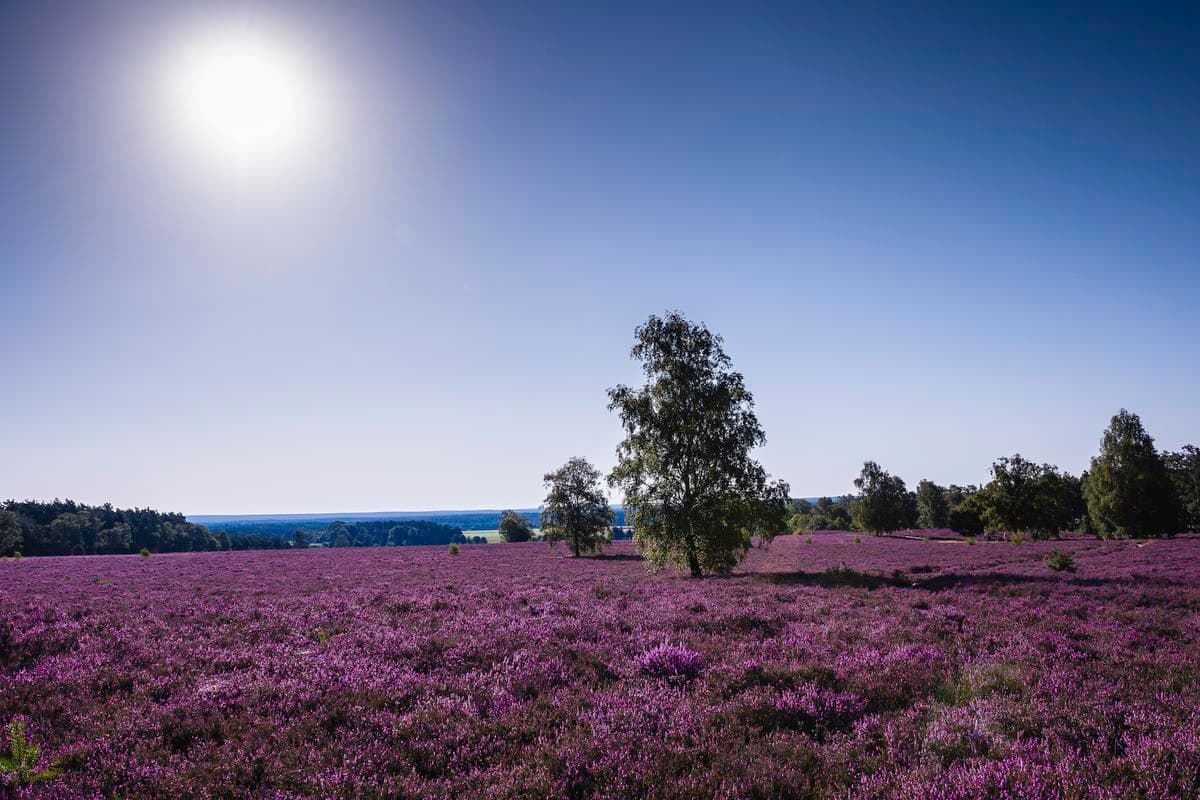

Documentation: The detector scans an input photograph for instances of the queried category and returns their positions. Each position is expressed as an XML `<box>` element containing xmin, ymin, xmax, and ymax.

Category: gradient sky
<box><xmin>2</xmin><ymin>1</ymin><xmax>1198</xmax><ymax>514</ymax></box>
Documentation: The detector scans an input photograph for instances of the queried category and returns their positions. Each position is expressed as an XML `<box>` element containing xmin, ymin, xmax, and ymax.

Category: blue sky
<box><xmin>2</xmin><ymin>1</ymin><xmax>1197</xmax><ymax>514</ymax></box>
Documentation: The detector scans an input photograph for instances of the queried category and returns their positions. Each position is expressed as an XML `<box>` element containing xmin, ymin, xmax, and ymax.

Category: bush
<box><xmin>636</xmin><ymin>642</ymin><xmax>703</xmax><ymax>680</ymax></box>
<box><xmin>1046</xmin><ymin>548</ymin><xmax>1075</xmax><ymax>572</ymax></box>
<box><xmin>139</xmin><ymin>547</ymin><xmax>151</xmax><ymax>558</ymax></box>
<box><xmin>448</xmin><ymin>543</ymin><xmax>460</xmax><ymax>556</ymax></box>
<box><xmin>498</xmin><ymin>510</ymin><xmax>534</xmax><ymax>543</ymax></box>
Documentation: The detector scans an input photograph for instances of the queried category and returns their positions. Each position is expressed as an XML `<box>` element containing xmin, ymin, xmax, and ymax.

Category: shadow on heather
<box><xmin>753</xmin><ymin>569</ymin><xmax>1184</xmax><ymax>592</ymax></box>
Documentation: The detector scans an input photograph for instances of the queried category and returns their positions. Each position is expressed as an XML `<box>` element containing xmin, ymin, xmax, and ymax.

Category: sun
<box><xmin>159</xmin><ymin>22</ymin><xmax>325</xmax><ymax>174</ymax></box>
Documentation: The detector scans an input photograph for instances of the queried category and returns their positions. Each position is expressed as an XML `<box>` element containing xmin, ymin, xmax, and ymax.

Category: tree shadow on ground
<box><xmin>752</xmin><ymin>569</ymin><xmax>1182</xmax><ymax>592</ymax></box>
<box><xmin>586</xmin><ymin>552</ymin><xmax>644</xmax><ymax>562</ymax></box>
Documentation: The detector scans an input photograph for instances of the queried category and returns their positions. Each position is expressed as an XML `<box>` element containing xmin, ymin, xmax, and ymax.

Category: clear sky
<box><xmin>2</xmin><ymin>1</ymin><xmax>1197</xmax><ymax>514</ymax></box>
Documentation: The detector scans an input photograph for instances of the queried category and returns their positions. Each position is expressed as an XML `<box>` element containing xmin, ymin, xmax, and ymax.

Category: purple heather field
<box><xmin>3</xmin><ymin>533</ymin><xmax>1200</xmax><ymax>799</ymax></box>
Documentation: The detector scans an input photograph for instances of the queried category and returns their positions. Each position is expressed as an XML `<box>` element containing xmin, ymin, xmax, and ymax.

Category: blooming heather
<box><xmin>1</xmin><ymin>533</ymin><xmax>1199</xmax><ymax>798</ymax></box>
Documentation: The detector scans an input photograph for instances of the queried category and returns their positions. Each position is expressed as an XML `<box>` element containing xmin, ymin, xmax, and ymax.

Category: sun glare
<box><xmin>159</xmin><ymin>22</ymin><xmax>325</xmax><ymax>175</ymax></box>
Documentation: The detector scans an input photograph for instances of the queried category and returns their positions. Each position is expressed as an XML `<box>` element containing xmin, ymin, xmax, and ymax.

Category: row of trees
<box><xmin>0</xmin><ymin>500</ymin><xmax>228</xmax><ymax>557</ymax></box>
<box><xmin>793</xmin><ymin>410</ymin><xmax>1197</xmax><ymax>540</ymax></box>
<box><xmin>0</xmin><ymin>500</ymin><xmax>475</xmax><ymax>557</ymax></box>
<box><xmin>307</xmin><ymin>519</ymin><xmax>467</xmax><ymax>548</ymax></box>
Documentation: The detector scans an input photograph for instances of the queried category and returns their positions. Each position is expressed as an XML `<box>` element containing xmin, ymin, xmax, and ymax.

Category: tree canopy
<box><xmin>540</xmin><ymin>457</ymin><xmax>614</xmax><ymax>557</ymax></box>
<box><xmin>974</xmin><ymin>455</ymin><xmax>1082</xmax><ymax>539</ymax></box>
<box><xmin>608</xmin><ymin>312</ymin><xmax>789</xmax><ymax>576</ymax></box>
<box><xmin>787</xmin><ymin>495</ymin><xmax>855</xmax><ymax>532</ymax></box>
<box><xmin>498</xmin><ymin>509</ymin><xmax>534</xmax><ymax>543</ymax></box>
<box><xmin>1164</xmin><ymin>446</ymin><xmax>1200</xmax><ymax>532</ymax></box>
<box><xmin>915</xmin><ymin>480</ymin><xmax>949</xmax><ymax>529</ymax></box>
<box><xmin>850</xmin><ymin>462</ymin><xmax>910</xmax><ymax>534</ymax></box>
<box><xmin>1083</xmin><ymin>409</ymin><xmax>1180</xmax><ymax>538</ymax></box>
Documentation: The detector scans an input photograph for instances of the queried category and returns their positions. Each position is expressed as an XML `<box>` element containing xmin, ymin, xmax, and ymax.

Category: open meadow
<box><xmin>3</xmin><ymin>533</ymin><xmax>1199</xmax><ymax>799</ymax></box>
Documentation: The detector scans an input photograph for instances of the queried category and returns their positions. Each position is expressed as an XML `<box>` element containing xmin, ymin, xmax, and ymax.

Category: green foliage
<box><xmin>1</xmin><ymin>500</ymin><xmax>223</xmax><ymax>556</ymax></box>
<box><xmin>1083</xmin><ymin>409</ymin><xmax>1181</xmax><ymax>538</ymax></box>
<box><xmin>787</xmin><ymin>495</ymin><xmax>855</xmax><ymax>532</ymax></box>
<box><xmin>850</xmin><ymin>462</ymin><xmax>909</xmax><ymax>534</ymax></box>
<box><xmin>0</xmin><ymin>511</ymin><xmax>22</xmax><ymax>557</ymax></box>
<box><xmin>1045</xmin><ymin>548</ymin><xmax>1076</xmax><ymax>572</ymax></box>
<box><xmin>0</xmin><ymin>720</ymin><xmax>59</xmax><ymax>787</ymax></box>
<box><xmin>915</xmin><ymin>480</ymin><xmax>949</xmax><ymax>529</ymax></box>
<box><xmin>1164</xmin><ymin>445</ymin><xmax>1200</xmax><ymax>532</ymax></box>
<box><xmin>607</xmin><ymin>312</ymin><xmax>790</xmax><ymax>577</ymax></box>
<box><xmin>977</xmin><ymin>455</ymin><xmax>1079</xmax><ymax>540</ymax></box>
<box><xmin>139</xmin><ymin>547</ymin><xmax>151</xmax><ymax>558</ymax></box>
<box><xmin>947</xmin><ymin>489</ymin><xmax>985</xmax><ymax>537</ymax></box>
<box><xmin>498</xmin><ymin>510</ymin><xmax>534</xmax><ymax>543</ymax></box>
<box><xmin>540</xmin><ymin>457</ymin><xmax>614</xmax><ymax>557</ymax></box>
<box><xmin>448</xmin><ymin>543</ymin><xmax>460</xmax><ymax>555</ymax></box>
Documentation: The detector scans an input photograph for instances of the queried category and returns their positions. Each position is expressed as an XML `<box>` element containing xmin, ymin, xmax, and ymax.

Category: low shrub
<box><xmin>448</xmin><ymin>543</ymin><xmax>460</xmax><ymax>555</ymax></box>
<box><xmin>636</xmin><ymin>642</ymin><xmax>703</xmax><ymax>680</ymax></box>
<box><xmin>1046</xmin><ymin>548</ymin><xmax>1076</xmax><ymax>572</ymax></box>
<box><xmin>0</xmin><ymin>720</ymin><xmax>60</xmax><ymax>787</ymax></box>
<box><xmin>139</xmin><ymin>548</ymin><xmax>151</xmax><ymax>558</ymax></box>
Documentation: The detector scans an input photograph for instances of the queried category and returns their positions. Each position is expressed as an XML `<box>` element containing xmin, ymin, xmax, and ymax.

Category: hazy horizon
<box><xmin>3</xmin><ymin>1</ymin><xmax>1198</xmax><ymax>515</ymax></box>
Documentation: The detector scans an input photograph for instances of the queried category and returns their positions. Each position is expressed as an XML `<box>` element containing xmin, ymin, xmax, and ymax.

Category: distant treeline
<box><xmin>301</xmin><ymin>519</ymin><xmax>468</xmax><ymax>548</ymax></box>
<box><xmin>0</xmin><ymin>500</ymin><xmax>229</xmax><ymax>556</ymax></box>
<box><xmin>0</xmin><ymin>500</ymin><xmax>471</xmax><ymax>557</ymax></box>
<box><xmin>788</xmin><ymin>410</ymin><xmax>1199</xmax><ymax>540</ymax></box>
<box><xmin>200</xmin><ymin>507</ymin><xmax>626</xmax><ymax>538</ymax></box>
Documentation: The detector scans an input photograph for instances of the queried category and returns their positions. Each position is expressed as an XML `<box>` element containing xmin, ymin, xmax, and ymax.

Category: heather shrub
<box><xmin>923</xmin><ymin>700</ymin><xmax>1010</xmax><ymax>766</ymax></box>
<box><xmin>2</xmin><ymin>532</ymin><xmax>1200</xmax><ymax>797</ymax></box>
<box><xmin>1046</xmin><ymin>548</ymin><xmax>1075</xmax><ymax>572</ymax></box>
<box><xmin>935</xmin><ymin>661</ymin><xmax>1023</xmax><ymax>706</ymax></box>
<box><xmin>840</xmin><ymin>644</ymin><xmax>950</xmax><ymax>710</ymax></box>
<box><xmin>636</xmin><ymin>642</ymin><xmax>703</xmax><ymax>680</ymax></box>
<box><xmin>742</xmin><ymin>683</ymin><xmax>867</xmax><ymax>736</ymax></box>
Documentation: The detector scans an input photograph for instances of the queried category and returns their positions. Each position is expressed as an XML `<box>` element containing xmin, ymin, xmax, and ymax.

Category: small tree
<box><xmin>915</xmin><ymin>480</ymin><xmax>949</xmax><ymax>529</ymax></box>
<box><xmin>850</xmin><ymin>462</ymin><xmax>909</xmax><ymax>534</ymax></box>
<box><xmin>1083</xmin><ymin>409</ymin><xmax>1180</xmax><ymax>538</ymax></box>
<box><xmin>608</xmin><ymin>312</ymin><xmax>789</xmax><ymax>576</ymax></box>
<box><xmin>0</xmin><ymin>720</ymin><xmax>59</xmax><ymax>787</ymax></box>
<box><xmin>540</xmin><ymin>457</ymin><xmax>615</xmax><ymax>556</ymax></box>
<box><xmin>498</xmin><ymin>510</ymin><xmax>534</xmax><ymax>543</ymax></box>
